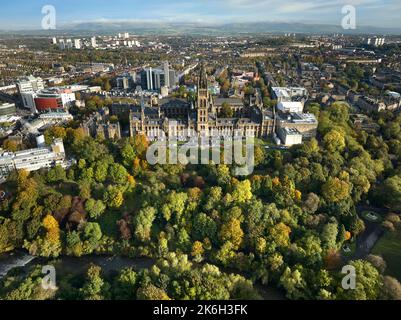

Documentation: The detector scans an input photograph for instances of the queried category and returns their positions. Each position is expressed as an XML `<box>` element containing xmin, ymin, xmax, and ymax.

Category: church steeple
<box><xmin>198</xmin><ymin>62</ymin><xmax>208</xmax><ymax>90</ymax></box>
<box><xmin>197</xmin><ymin>62</ymin><xmax>210</xmax><ymax>134</ymax></box>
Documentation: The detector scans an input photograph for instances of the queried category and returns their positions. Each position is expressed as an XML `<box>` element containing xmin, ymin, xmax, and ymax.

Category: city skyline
<box><xmin>0</xmin><ymin>0</ymin><xmax>401</xmax><ymax>30</ymax></box>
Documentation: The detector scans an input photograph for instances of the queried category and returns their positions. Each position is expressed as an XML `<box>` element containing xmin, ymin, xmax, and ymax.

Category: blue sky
<box><xmin>0</xmin><ymin>0</ymin><xmax>400</xmax><ymax>30</ymax></box>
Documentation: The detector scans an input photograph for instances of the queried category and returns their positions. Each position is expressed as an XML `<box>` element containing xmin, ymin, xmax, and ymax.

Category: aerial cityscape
<box><xmin>1</xmin><ymin>0</ymin><xmax>401</xmax><ymax>307</ymax></box>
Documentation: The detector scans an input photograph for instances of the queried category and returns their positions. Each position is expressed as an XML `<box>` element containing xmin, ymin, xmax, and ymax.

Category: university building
<box><xmin>108</xmin><ymin>64</ymin><xmax>317</xmax><ymax>145</ymax></box>
<box><xmin>0</xmin><ymin>138</ymin><xmax>67</xmax><ymax>180</ymax></box>
<box><xmin>81</xmin><ymin>109</ymin><xmax>121</xmax><ymax>140</ymax></box>
<box><xmin>129</xmin><ymin>64</ymin><xmax>274</xmax><ymax>140</ymax></box>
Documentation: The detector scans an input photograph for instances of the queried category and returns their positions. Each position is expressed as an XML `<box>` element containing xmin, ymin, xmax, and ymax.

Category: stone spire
<box><xmin>198</xmin><ymin>62</ymin><xmax>208</xmax><ymax>90</ymax></box>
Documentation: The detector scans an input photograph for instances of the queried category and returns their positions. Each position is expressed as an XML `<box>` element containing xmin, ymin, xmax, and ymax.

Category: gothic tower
<box><xmin>197</xmin><ymin>63</ymin><xmax>209</xmax><ymax>134</ymax></box>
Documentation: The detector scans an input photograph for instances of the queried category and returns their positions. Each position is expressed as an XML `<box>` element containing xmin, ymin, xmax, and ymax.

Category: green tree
<box><xmin>269</xmin><ymin>222</ymin><xmax>291</xmax><ymax>248</ymax></box>
<box><xmin>120</xmin><ymin>142</ymin><xmax>136</xmax><ymax>168</ymax></box>
<box><xmin>162</xmin><ymin>191</ymin><xmax>188</xmax><ymax>222</ymax></box>
<box><xmin>94</xmin><ymin>160</ymin><xmax>109</xmax><ymax>183</ymax></box>
<box><xmin>78</xmin><ymin>180</ymin><xmax>91</xmax><ymax>200</ymax></box>
<box><xmin>80</xmin><ymin>265</ymin><xmax>109</xmax><ymax>300</ymax></box>
<box><xmin>219</xmin><ymin>102</ymin><xmax>234</xmax><ymax>118</ymax></box>
<box><xmin>232</xmin><ymin>180</ymin><xmax>252</xmax><ymax>203</ymax></box>
<box><xmin>73</xmin><ymin>138</ymin><xmax>108</xmax><ymax>163</ymax></box>
<box><xmin>279</xmin><ymin>266</ymin><xmax>308</xmax><ymax>299</ymax></box>
<box><xmin>379</xmin><ymin>175</ymin><xmax>401</xmax><ymax>210</ymax></box>
<box><xmin>321</xmin><ymin>221</ymin><xmax>338</xmax><ymax>250</ymax></box>
<box><xmin>103</xmin><ymin>185</ymin><xmax>124</xmax><ymax>208</ymax></box>
<box><xmin>323</xmin><ymin>130</ymin><xmax>346</xmax><ymax>153</ymax></box>
<box><xmin>66</xmin><ymin>231</ymin><xmax>83</xmax><ymax>257</ymax></box>
<box><xmin>47</xmin><ymin>165</ymin><xmax>67</xmax><ymax>183</ymax></box>
<box><xmin>108</xmin><ymin>163</ymin><xmax>128</xmax><ymax>184</ymax></box>
<box><xmin>82</xmin><ymin>222</ymin><xmax>102</xmax><ymax>251</ymax></box>
<box><xmin>137</xmin><ymin>284</ymin><xmax>170</xmax><ymax>300</ymax></box>
<box><xmin>322</xmin><ymin>177</ymin><xmax>350</xmax><ymax>203</ymax></box>
<box><xmin>113</xmin><ymin>268</ymin><xmax>138</xmax><ymax>300</ymax></box>
<box><xmin>85</xmin><ymin>199</ymin><xmax>106</xmax><ymax>220</ymax></box>
<box><xmin>193</xmin><ymin>213</ymin><xmax>218</xmax><ymax>243</ymax></box>
<box><xmin>215</xmin><ymin>165</ymin><xmax>231</xmax><ymax>186</ymax></box>
<box><xmin>133</xmin><ymin>206</ymin><xmax>157</xmax><ymax>242</ymax></box>
<box><xmin>337</xmin><ymin>260</ymin><xmax>381</xmax><ymax>300</ymax></box>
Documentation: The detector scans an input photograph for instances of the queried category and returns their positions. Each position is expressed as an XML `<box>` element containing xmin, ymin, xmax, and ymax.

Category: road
<box><xmin>351</xmin><ymin>220</ymin><xmax>384</xmax><ymax>260</ymax></box>
<box><xmin>343</xmin><ymin>206</ymin><xmax>387</xmax><ymax>262</ymax></box>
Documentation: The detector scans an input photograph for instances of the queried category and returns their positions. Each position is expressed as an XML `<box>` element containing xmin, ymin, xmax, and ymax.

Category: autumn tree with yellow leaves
<box><xmin>24</xmin><ymin>215</ymin><xmax>61</xmax><ymax>258</ymax></box>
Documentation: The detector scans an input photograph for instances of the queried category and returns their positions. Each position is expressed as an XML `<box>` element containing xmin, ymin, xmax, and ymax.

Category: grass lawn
<box><xmin>254</xmin><ymin>138</ymin><xmax>269</xmax><ymax>146</ymax></box>
<box><xmin>372</xmin><ymin>230</ymin><xmax>401</xmax><ymax>281</ymax></box>
<box><xmin>98</xmin><ymin>190</ymin><xmax>140</xmax><ymax>239</ymax></box>
<box><xmin>342</xmin><ymin>241</ymin><xmax>357</xmax><ymax>258</ymax></box>
<box><xmin>254</xmin><ymin>137</ymin><xmax>277</xmax><ymax>147</ymax></box>
<box><xmin>361</xmin><ymin>211</ymin><xmax>383</xmax><ymax>223</ymax></box>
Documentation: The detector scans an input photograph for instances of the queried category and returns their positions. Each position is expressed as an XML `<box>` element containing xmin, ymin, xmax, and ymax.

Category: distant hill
<box><xmin>1</xmin><ymin>21</ymin><xmax>400</xmax><ymax>36</ymax></box>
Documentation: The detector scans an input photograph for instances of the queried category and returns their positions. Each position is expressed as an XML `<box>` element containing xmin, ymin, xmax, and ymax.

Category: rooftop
<box><xmin>283</xmin><ymin>127</ymin><xmax>302</xmax><ymax>135</ymax></box>
<box><xmin>272</xmin><ymin>87</ymin><xmax>308</xmax><ymax>100</ymax></box>
<box><xmin>215</xmin><ymin>98</ymin><xmax>244</xmax><ymax>106</ymax></box>
<box><xmin>291</xmin><ymin>113</ymin><xmax>318</xmax><ymax>123</ymax></box>
<box><xmin>278</xmin><ymin>112</ymin><xmax>318</xmax><ymax>124</ymax></box>
<box><xmin>0</xmin><ymin>102</ymin><xmax>15</xmax><ymax>109</ymax></box>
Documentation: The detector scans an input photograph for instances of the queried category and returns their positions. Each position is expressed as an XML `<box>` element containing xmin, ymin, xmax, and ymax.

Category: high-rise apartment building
<box><xmin>59</xmin><ymin>39</ymin><xmax>65</xmax><ymax>50</ymax></box>
<box><xmin>74</xmin><ymin>39</ymin><xmax>81</xmax><ymax>49</ymax></box>
<box><xmin>141</xmin><ymin>63</ymin><xmax>176</xmax><ymax>91</ymax></box>
<box><xmin>91</xmin><ymin>37</ymin><xmax>97</xmax><ymax>48</ymax></box>
<box><xmin>366</xmin><ymin>37</ymin><xmax>385</xmax><ymax>47</ymax></box>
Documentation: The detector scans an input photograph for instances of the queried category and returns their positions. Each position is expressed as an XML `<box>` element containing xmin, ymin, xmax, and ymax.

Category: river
<box><xmin>0</xmin><ymin>251</ymin><xmax>36</xmax><ymax>279</ymax></box>
<box><xmin>0</xmin><ymin>250</ymin><xmax>155</xmax><ymax>280</ymax></box>
<box><xmin>0</xmin><ymin>251</ymin><xmax>285</xmax><ymax>300</ymax></box>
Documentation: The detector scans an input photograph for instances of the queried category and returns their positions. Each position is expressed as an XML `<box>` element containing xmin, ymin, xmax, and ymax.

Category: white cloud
<box><xmin>190</xmin><ymin>0</ymin><xmax>400</xmax><ymax>27</ymax></box>
<box><xmin>4</xmin><ymin>0</ymin><xmax>399</xmax><ymax>30</ymax></box>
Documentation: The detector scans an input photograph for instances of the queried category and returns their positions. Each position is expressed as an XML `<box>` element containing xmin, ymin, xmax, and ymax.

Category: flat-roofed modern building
<box><xmin>278</xmin><ymin>127</ymin><xmax>303</xmax><ymax>146</ymax></box>
<box><xmin>0</xmin><ymin>102</ymin><xmax>16</xmax><ymax>116</ymax></box>
<box><xmin>16</xmin><ymin>76</ymin><xmax>44</xmax><ymax>94</ymax></box>
<box><xmin>38</xmin><ymin>111</ymin><xmax>74</xmax><ymax>121</ymax></box>
<box><xmin>21</xmin><ymin>88</ymin><xmax>76</xmax><ymax>113</ymax></box>
<box><xmin>0</xmin><ymin>139</ymin><xmax>66</xmax><ymax>179</ymax></box>
<box><xmin>272</xmin><ymin>87</ymin><xmax>308</xmax><ymax>103</ymax></box>
<box><xmin>34</xmin><ymin>88</ymin><xmax>75</xmax><ymax>112</ymax></box>
<box><xmin>277</xmin><ymin>112</ymin><xmax>318</xmax><ymax>140</ymax></box>
<box><xmin>277</xmin><ymin>101</ymin><xmax>304</xmax><ymax>113</ymax></box>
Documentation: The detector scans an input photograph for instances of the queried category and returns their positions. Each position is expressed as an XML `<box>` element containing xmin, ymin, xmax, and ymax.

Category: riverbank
<box><xmin>0</xmin><ymin>250</ymin><xmax>155</xmax><ymax>280</ymax></box>
<box><xmin>0</xmin><ymin>250</ymin><xmax>35</xmax><ymax>279</ymax></box>
<box><xmin>0</xmin><ymin>251</ymin><xmax>285</xmax><ymax>300</ymax></box>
